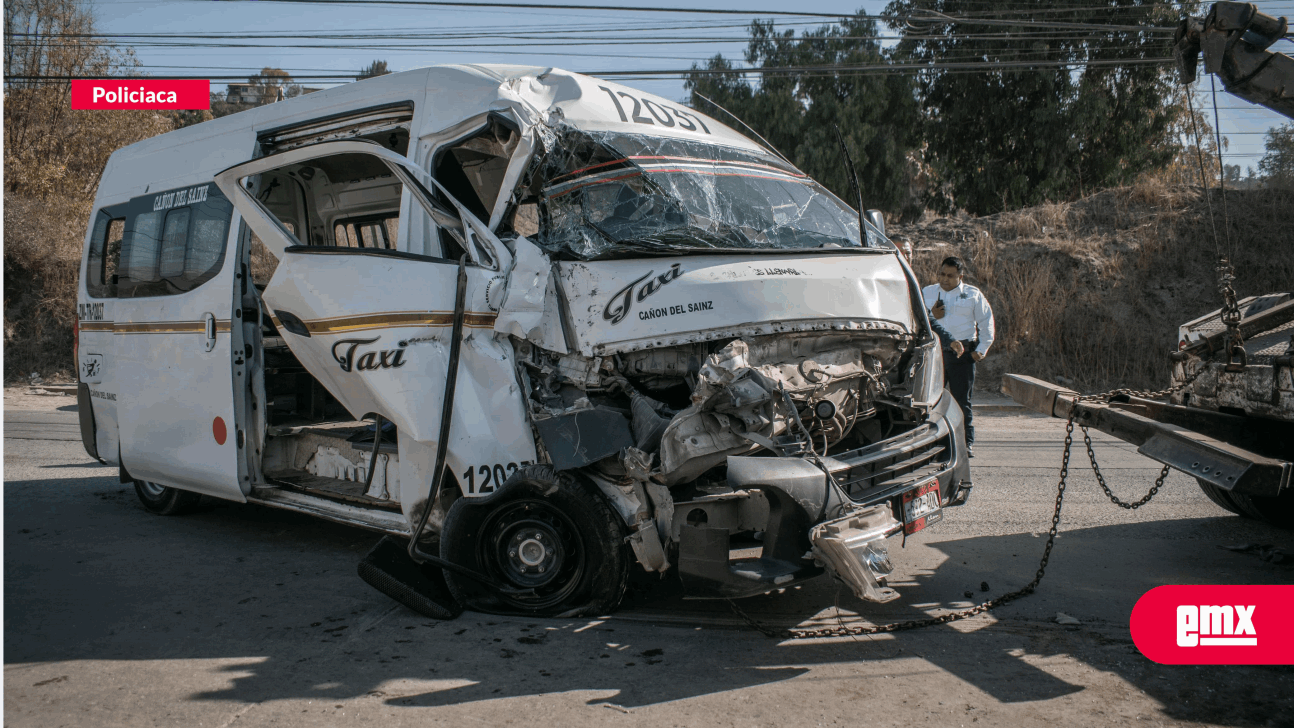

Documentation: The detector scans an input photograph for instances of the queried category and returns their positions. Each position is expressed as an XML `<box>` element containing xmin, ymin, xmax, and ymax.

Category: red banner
<box><xmin>71</xmin><ymin>80</ymin><xmax>210</xmax><ymax>110</ymax></box>
<box><xmin>1130</xmin><ymin>584</ymin><xmax>1294</xmax><ymax>664</ymax></box>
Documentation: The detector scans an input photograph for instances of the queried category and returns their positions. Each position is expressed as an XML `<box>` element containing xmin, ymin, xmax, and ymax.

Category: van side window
<box><xmin>239</xmin><ymin>151</ymin><xmax>423</xmax><ymax>258</ymax></box>
<box><xmin>86</xmin><ymin>212</ymin><xmax>126</xmax><ymax>298</ymax></box>
<box><xmin>158</xmin><ymin>208</ymin><xmax>191</xmax><ymax>279</ymax></box>
<box><xmin>115</xmin><ymin>184</ymin><xmax>233</xmax><ymax>298</ymax></box>
<box><xmin>122</xmin><ymin>210</ymin><xmax>164</xmax><ymax>284</ymax></box>
<box><xmin>334</xmin><ymin>214</ymin><xmax>397</xmax><ymax>249</ymax></box>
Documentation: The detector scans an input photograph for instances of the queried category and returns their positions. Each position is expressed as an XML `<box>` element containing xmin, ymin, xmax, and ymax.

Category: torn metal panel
<box><xmin>493</xmin><ymin>236</ymin><xmax>568</xmax><ymax>352</ymax></box>
<box><xmin>533</xmin><ymin>406</ymin><xmax>635</xmax><ymax>471</ymax></box>
<box><xmin>810</xmin><ymin>505</ymin><xmax>901</xmax><ymax>603</ymax></box>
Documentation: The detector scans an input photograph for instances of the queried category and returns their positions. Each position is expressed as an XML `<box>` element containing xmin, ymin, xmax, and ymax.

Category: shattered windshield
<box><xmin>526</xmin><ymin>128</ymin><xmax>882</xmax><ymax>260</ymax></box>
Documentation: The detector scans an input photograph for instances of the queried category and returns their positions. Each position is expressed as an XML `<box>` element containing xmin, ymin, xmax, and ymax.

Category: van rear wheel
<box><xmin>439</xmin><ymin>465</ymin><xmax>630</xmax><ymax>617</ymax></box>
<box><xmin>133</xmin><ymin>480</ymin><xmax>202</xmax><ymax>515</ymax></box>
<box><xmin>1196</xmin><ymin>479</ymin><xmax>1243</xmax><ymax>516</ymax></box>
<box><xmin>1196</xmin><ymin>478</ymin><xmax>1294</xmax><ymax>529</ymax></box>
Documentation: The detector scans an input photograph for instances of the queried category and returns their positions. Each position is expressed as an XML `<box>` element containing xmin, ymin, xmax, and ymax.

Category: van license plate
<box><xmin>901</xmin><ymin>478</ymin><xmax>943</xmax><ymax>535</ymax></box>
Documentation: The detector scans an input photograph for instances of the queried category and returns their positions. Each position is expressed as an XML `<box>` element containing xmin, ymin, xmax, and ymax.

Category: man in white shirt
<box><xmin>921</xmin><ymin>256</ymin><xmax>995</xmax><ymax>456</ymax></box>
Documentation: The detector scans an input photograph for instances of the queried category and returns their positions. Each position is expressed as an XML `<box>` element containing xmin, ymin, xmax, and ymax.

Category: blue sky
<box><xmin>93</xmin><ymin>0</ymin><xmax>1293</xmax><ymax>172</ymax></box>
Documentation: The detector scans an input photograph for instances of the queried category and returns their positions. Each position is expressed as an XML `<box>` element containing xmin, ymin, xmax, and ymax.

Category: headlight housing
<box><xmin>911</xmin><ymin>338</ymin><xmax>944</xmax><ymax>408</ymax></box>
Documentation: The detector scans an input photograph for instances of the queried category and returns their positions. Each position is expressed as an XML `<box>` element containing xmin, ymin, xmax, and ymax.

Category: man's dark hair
<box><xmin>940</xmin><ymin>256</ymin><xmax>965</xmax><ymax>273</ymax></box>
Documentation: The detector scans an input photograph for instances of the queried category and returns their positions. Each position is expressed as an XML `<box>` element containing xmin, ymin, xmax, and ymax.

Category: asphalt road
<box><xmin>5</xmin><ymin>394</ymin><xmax>1293</xmax><ymax>727</ymax></box>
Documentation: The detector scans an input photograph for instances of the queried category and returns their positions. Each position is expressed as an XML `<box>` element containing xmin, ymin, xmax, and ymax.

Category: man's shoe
<box><xmin>967</xmin><ymin>445</ymin><xmax>974</xmax><ymax>458</ymax></box>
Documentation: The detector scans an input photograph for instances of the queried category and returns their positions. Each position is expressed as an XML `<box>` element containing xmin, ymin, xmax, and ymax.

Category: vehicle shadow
<box><xmin>5</xmin><ymin>473</ymin><xmax>1291</xmax><ymax>722</ymax></box>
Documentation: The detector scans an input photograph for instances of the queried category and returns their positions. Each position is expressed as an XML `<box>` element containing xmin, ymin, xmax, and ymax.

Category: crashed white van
<box><xmin>76</xmin><ymin>64</ymin><xmax>970</xmax><ymax>617</ymax></box>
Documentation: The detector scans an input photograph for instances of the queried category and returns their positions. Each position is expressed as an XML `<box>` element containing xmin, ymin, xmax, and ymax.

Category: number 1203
<box><xmin>462</xmin><ymin>461</ymin><xmax>534</xmax><ymax>494</ymax></box>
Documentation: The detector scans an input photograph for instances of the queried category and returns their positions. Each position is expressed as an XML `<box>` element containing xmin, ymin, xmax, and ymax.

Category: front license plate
<box><xmin>901</xmin><ymin>478</ymin><xmax>943</xmax><ymax>535</ymax></box>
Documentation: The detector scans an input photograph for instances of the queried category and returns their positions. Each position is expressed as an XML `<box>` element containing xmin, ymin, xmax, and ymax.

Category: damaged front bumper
<box><xmin>675</xmin><ymin>389</ymin><xmax>969</xmax><ymax>600</ymax></box>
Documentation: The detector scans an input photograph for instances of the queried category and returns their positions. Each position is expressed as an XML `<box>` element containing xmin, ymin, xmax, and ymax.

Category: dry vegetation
<box><xmin>4</xmin><ymin>0</ymin><xmax>175</xmax><ymax>381</ymax></box>
<box><xmin>4</xmin><ymin>104</ymin><xmax>175</xmax><ymax>381</ymax></box>
<box><xmin>893</xmin><ymin>180</ymin><xmax>1294</xmax><ymax>394</ymax></box>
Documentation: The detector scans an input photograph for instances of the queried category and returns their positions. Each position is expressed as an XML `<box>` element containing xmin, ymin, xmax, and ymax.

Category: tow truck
<box><xmin>1006</xmin><ymin>2</ymin><xmax>1293</xmax><ymax>528</ymax></box>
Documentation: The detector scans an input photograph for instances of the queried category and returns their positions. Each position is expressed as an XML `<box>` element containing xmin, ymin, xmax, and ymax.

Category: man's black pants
<box><xmin>942</xmin><ymin>345</ymin><xmax>976</xmax><ymax>446</ymax></box>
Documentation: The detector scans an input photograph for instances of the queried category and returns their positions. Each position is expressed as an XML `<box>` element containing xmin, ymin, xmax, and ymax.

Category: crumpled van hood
<box><xmin>555</xmin><ymin>251</ymin><xmax>916</xmax><ymax>357</ymax></box>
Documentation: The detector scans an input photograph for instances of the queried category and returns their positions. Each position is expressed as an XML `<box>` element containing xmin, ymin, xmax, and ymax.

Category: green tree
<box><xmin>359</xmin><ymin>59</ymin><xmax>390</xmax><ymax>80</ymax></box>
<box><xmin>210</xmin><ymin>67</ymin><xmax>301</xmax><ymax>119</ymax></box>
<box><xmin>884</xmin><ymin>0</ymin><xmax>1187</xmax><ymax>214</ymax></box>
<box><xmin>1258</xmin><ymin>123</ymin><xmax>1294</xmax><ymax>188</ymax></box>
<box><xmin>246</xmin><ymin>66</ymin><xmax>302</xmax><ymax>102</ymax></box>
<box><xmin>686</xmin><ymin>13</ymin><xmax>924</xmax><ymax>219</ymax></box>
<box><xmin>1150</xmin><ymin>90</ymin><xmax>1225</xmax><ymax>187</ymax></box>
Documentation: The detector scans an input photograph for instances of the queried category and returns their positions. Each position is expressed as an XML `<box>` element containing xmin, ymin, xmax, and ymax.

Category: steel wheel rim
<box><xmin>479</xmin><ymin>499</ymin><xmax>585</xmax><ymax>609</ymax></box>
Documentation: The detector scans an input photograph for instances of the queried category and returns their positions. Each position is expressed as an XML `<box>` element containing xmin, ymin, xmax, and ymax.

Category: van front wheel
<box><xmin>133</xmin><ymin>480</ymin><xmax>202</xmax><ymax>515</ymax></box>
<box><xmin>439</xmin><ymin>465</ymin><xmax>630</xmax><ymax>617</ymax></box>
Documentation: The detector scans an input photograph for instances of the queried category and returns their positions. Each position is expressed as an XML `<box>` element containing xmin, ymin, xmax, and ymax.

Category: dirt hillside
<box><xmin>892</xmin><ymin>182</ymin><xmax>1294</xmax><ymax>394</ymax></box>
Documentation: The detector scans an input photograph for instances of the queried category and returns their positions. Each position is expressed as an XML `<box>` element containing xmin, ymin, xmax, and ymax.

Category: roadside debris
<box><xmin>1219</xmin><ymin>543</ymin><xmax>1291</xmax><ymax>565</ymax></box>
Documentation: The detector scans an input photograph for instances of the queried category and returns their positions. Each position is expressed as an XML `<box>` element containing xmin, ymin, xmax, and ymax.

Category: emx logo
<box><xmin>1131</xmin><ymin>585</ymin><xmax>1292</xmax><ymax>664</ymax></box>
<box><xmin>1177</xmin><ymin>605</ymin><xmax>1256</xmax><ymax>647</ymax></box>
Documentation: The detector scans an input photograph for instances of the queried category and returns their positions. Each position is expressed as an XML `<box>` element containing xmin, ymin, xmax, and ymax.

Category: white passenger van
<box><xmin>76</xmin><ymin>64</ymin><xmax>970</xmax><ymax>617</ymax></box>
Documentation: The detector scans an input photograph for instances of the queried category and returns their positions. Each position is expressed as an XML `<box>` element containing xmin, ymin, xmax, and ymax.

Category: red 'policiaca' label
<box><xmin>1130</xmin><ymin>584</ymin><xmax>1294</xmax><ymax>664</ymax></box>
<box><xmin>71</xmin><ymin>80</ymin><xmax>209</xmax><ymax>110</ymax></box>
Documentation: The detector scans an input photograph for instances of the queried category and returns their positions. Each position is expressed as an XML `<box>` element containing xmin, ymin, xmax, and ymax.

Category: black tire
<box><xmin>1229</xmin><ymin>490</ymin><xmax>1294</xmax><ymax>529</ymax></box>
<box><xmin>1196</xmin><ymin>478</ymin><xmax>1243</xmax><ymax>516</ymax></box>
<box><xmin>133</xmin><ymin>479</ymin><xmax>202</xmax><ymax>515</ymax></box>
<box><xmin>439</xmin><ymin>465</ymin><xmax>630</xmax><ymax>617</ymax></box>
<box><xmin>1196</xmin><ymin>478</ymin><xmax>1294</xmax><ymax>529</ymax></box>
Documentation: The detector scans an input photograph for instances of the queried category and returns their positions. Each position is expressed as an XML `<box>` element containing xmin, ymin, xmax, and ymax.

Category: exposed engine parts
<box><xmin>519</xmin><ymin>331</ymin><xmax>915</xmax><ymax>490</ymax></box>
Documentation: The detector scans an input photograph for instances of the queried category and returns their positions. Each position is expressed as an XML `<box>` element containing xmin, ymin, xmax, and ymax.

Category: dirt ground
<box><xmin>4</xmin><ymin>386</ymin><xmax>78</xmax><ymax>411</ymax></box>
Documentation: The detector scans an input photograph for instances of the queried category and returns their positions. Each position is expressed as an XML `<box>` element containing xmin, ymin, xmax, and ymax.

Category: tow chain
<box><xmin>727</xmin><ymin>370</ymin><xmax>1206</xmax><ymax>640</ymax></box>
<box><xmin>1217</xmin><ymin>259</ymin><xmax>1246</xmax><ymax>366</ymax></box>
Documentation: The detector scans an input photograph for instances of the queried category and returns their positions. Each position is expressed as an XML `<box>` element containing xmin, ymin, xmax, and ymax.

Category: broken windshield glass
<box><xmin>524</xmin><ymin>127</ymin><xmax>883</xmax><ymax>260</ymax></box>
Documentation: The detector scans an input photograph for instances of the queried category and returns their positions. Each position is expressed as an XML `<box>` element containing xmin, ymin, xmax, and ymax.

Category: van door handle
<box><xmin>204</xmin><ymin>312</ymin><xmax>217</xmax><ymax>352</ymax></box>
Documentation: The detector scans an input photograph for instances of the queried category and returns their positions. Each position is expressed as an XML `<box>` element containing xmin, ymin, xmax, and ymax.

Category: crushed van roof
<box><xmin>98</xmin><ymin>64</ymin><xmax>761</xmax><ymax>202</ymax></box>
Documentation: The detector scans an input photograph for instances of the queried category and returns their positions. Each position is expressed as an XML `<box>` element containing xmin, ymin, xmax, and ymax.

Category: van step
<box><xmin>268</xmin><ymin>419</ymin><xmax>368</xmax><ymax>438</ymax></box>
<box><xmin>268</xmin><ymin>420</ymin><xmax>399</xmax><ymax>454</ymax></box>
<box><xmin>247</xmin><ymin>486</ymin><xmax>409</xmax><ymax>535</ymax></box>
<box><xmin>267</xmin><ymin>471</ymin><xmax>401</xmax><ymax>511</ymax></box>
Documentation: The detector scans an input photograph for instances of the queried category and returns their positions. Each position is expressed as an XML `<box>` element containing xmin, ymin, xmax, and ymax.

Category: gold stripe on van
<box><xmin>78</xmin><ymin>322</ymin><xmax>115</xmax><ymax>333</ymax></box>
<box><xmin>113</xmin><ymin>320</ymin><xmax>233</xmax><ymax>334</ymax></box>
<box><xmin>270</xmin><ymin>311</ymin><xmax>497</xmax><ymax>334</ymax></box>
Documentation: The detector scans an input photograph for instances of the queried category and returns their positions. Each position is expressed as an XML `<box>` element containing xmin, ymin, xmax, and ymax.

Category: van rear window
<box><xmin>106</xmin><ymin>183</ymin><xmax>233</xmax><ymax>298</ymax></box>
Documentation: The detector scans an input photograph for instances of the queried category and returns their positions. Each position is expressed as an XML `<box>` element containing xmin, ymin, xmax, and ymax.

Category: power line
<box><xmin>5</xmin><ymin>56</ymin><xmax>1178</xmax><ymax>83</ymax></box>
<box><xmin>206</xmin><ymin>0</ymin><xmax>858</xmax><ymax>17</ymax></box>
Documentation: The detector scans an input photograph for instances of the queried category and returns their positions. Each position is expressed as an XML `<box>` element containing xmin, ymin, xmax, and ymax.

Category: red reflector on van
<box><xmin>73</xmin><ymin>318</ymin><xmax>79</xmax><ymax>376</ymax></box>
